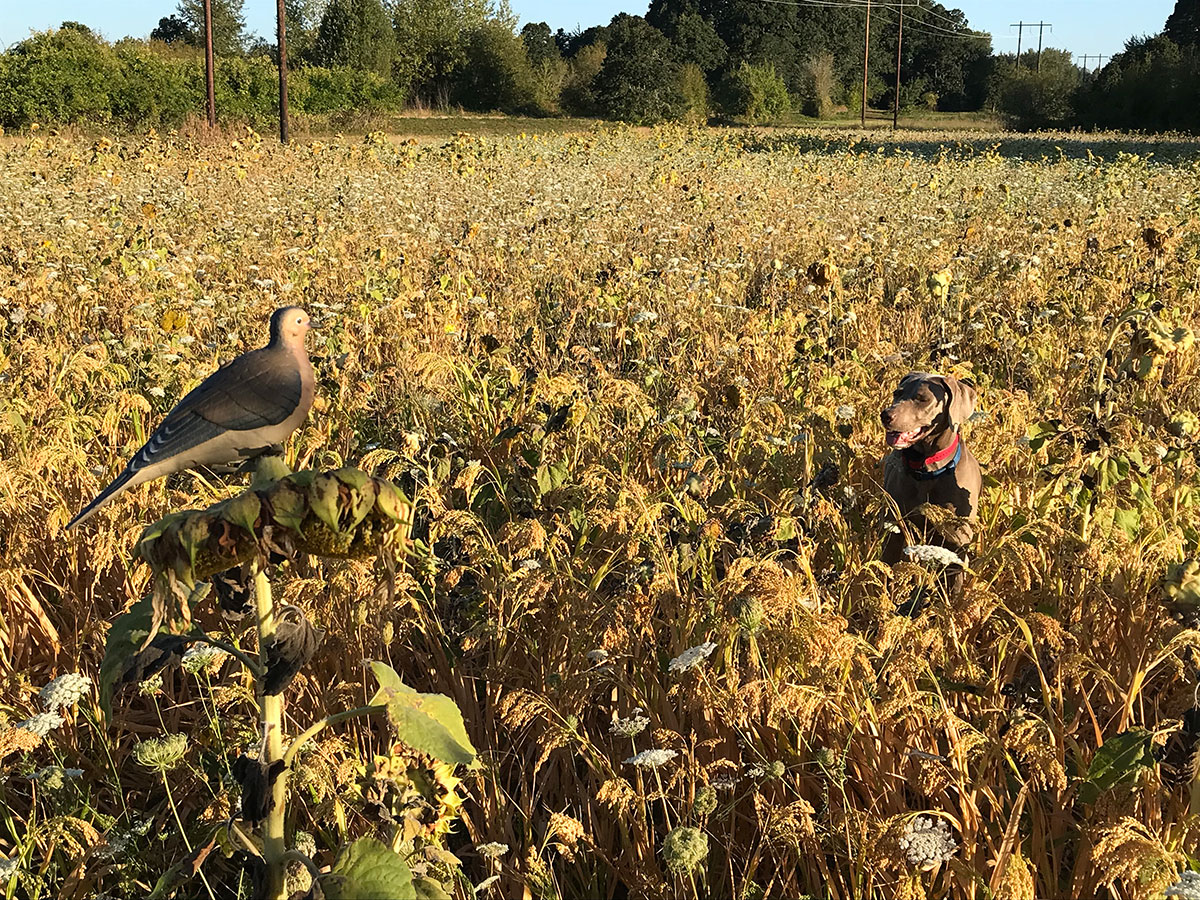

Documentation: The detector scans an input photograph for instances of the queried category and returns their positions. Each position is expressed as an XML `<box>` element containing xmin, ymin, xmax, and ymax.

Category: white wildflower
<box><xmin>16</xmin><ymin>711</ymin><xmax>65</xmax><ymax>736</ymax></box>
<box><xmin>835</xmin><ymin>404</ymin><xmax>856</xmax><ymax>421</ymax></box>
<box><xmin>182</xmin><ymin>643</ymin><xmax>227</xmax><ymax>674</ymax></box>
<box><xmin>610</xmin><ymin>709</ymin><xmax>649</xmax><ymax>738</ymax></box>
<box><xmin>0</xmin><ymin>855</ymin><xmax>18</xmax><ymax>878</ymax></box>
<box><xmin>899</xmin><ymin>816</ymin><xmax>957</xmax><ymax>871</ymax></box>
<box><xmin>669</xmin><ymin>641</ymin><xmax>717</xmax><ymax>674</ymax></box>
<box><xmin>585</xmin><ymin>649</ymin><xmax>609</xmax><ymax>664</ymax></box>
<box><xmin>39</xmin><ymin>673</ymin><xmax>91</xmax><ymax>711</ymax></box>
<box><xmin>624</xmin><ymin>749</ymin><xmax>678</xmax><ymax>769</ymax></box>
<box><xmin>903</xmin><ymin>545</ymin><xmax>965</xmax><ymax>569</ymax></box>
<box><xmin>476</xmin><ymin>842</ymin><xmax>509</xmax><ymax>859</ymax></box>
<box><xmin>632</xmin><ymin>310</ymin><xmax>658</xmax><ymax>324</ymax></box>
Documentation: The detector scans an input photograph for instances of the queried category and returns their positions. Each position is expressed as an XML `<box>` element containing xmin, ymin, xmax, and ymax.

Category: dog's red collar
<box><xmin>906</xmin><ymin>432</ymin><xmax>960</xmax><ymax>473</ymax></box>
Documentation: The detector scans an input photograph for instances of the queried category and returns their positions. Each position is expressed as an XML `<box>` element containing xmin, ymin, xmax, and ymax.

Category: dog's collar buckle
<box><xmin>906</xmin><ymin>433</ymin><xmax>962</xmax><ymax>480</ymax></box>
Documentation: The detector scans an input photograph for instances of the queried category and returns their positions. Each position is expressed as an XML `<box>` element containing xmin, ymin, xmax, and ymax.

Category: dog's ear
<box><xmin>939</xmin><ymin>376</ymin><xmax>977</xmax><ymax>427</ymax></box>
<box><xmin>896</xmin><ymin>371</ymin><xmax>927</xmax><ymax>393</ymax></box>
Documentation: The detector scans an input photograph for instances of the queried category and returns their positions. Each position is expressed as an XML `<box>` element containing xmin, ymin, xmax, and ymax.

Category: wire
<box><xmin>744</xmin><ymin>0</ymin><xmax>989</xmax><ymax>40</ymax></box>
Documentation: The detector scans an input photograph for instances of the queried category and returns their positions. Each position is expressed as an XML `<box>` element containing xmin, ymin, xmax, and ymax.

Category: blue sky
<box><xmin>0</xmin><ymin>0</ymin><xmax>1180</xmax><ymax>61</ymax></box>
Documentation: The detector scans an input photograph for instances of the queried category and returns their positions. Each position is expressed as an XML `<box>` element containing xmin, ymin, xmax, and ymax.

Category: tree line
<box><xmin>0</xmin><ymin>0</ymin><xmax>1198</xmax><ymax>131</ymax></box>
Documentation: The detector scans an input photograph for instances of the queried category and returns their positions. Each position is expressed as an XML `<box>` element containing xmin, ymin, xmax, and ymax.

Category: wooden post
<box><xmin>203</xmin><ymin>0</ymin><xmax>216</xmax><ymax>126</ymax></box>
<box><xmin>861</xmin><ymin>0</ymin><xmax>871</xmax><ymax>128</ymax></box>
<box><xmin>893</xmin><ymin>0</ymin><xmax>903</xmax><ymax>130</ymax></box>
<box><xmin>276</xmin><ymin>0</ymin><xmax>290</xmax><ymax>144</ymax></box>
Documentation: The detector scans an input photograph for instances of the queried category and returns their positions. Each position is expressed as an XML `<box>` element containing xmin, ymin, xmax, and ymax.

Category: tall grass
<box><xmin>1</xmin><ymin>124</ymin><xmax>1200</xmax><ymax>898</ymax></box>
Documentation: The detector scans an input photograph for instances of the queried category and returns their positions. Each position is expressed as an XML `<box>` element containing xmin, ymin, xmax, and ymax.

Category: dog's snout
<box><xmin>880</xmin><ymin>407</ymin><xmax>894</xmax><ymax>427</ymax></box>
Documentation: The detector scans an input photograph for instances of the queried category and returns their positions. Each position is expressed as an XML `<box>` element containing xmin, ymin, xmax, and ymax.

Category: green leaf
<box><xmin>374</xmin><ymin>480</ymin><xmax>411</xmax><ymax>522</ymax></box>
<box><xmin>333</xmin><ymin>467</ymin><xmax>372</xmax><ymax>491</ymax></box>
<box><xmin>1026</xmin><ymin>420</ymin><xmax>1060</xmax><ymax>451</ymax></box>
<box><xmin>99</xmin><ymin>595</ymin><xmax>156</xmax><ymax>719</ymax></box>
<box><xmin>310</xmin><ymin>474</ymin><xmax>343</xmax><ymax>532</ymax></box>
<box><xmin>536</xmin><ymin>459</ymin><xmax>569</xmax><ymax>498</ymax></box>
<box><xmin>1078</xmin><ymin>728</ymin><xmax>1155</xmax><ymax>804</ymax></box>
<box><xmin>178</xmin><ymin>514</ymin><xmax>211</xmax><ymax>571</ymax></box>
<box><xmin>1113</xmin><ymin>507</ymin><xmax>1141</xmax><ymax>540</ymax></box>
<box><xmin>220</xmin><ymin>491</ymin><xmax>261</xmax><ymax>536</ymax></box>
<box><xmin>268</xmin><ymin>480</ymin><xmax>308</xmax><ymax>532</ymax></box>
<box><xmin>413</xmin><ymin>877</ymin><xmax>452</xmax><ymax>900</ymax></box>
<box><xmin>368</xmin><ymin>661</ymin><xmax>477</xmax><ymax>766</ymax></box>
<box><xmin>320</xmin><ymin>837</ymin><xmax>415</xmax><ymax>900</ymax></box>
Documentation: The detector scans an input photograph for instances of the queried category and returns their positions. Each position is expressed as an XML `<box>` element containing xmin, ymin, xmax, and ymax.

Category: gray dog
<box><xmin>880</xmin><ymin>372</ymin><xmax>981</xmax><ymax>596</ymax></box>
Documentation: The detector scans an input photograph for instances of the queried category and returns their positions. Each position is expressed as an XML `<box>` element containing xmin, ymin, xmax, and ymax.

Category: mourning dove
<box><xmin>68</xmin><ymin>306</ymin><xmax>314</xmax><ymax>529</ymax></box>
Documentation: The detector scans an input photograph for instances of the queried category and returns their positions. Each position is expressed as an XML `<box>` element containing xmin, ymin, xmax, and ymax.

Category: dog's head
<box><xmin>880</xmin><ymin>372</ymin><xmax>976</xmax><ymax>449</ymax></box>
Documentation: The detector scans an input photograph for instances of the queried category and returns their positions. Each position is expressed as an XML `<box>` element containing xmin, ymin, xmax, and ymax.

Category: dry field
<box><xmin>2</xmin><ymin>124</ymin><xmax>1200</xmax><ymax>898</ymax></box>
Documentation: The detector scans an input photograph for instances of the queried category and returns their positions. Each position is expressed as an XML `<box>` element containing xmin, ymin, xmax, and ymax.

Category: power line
<box><xmin>1077</xmin><ymin>53</ymin><xmax>1108</xmax><ymax>72</ymax></box>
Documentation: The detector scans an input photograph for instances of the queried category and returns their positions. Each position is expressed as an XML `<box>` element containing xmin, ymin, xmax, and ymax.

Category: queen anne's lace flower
<box><xmin>476</xmin><ymin>842</ymin><xmax>509</xmax><ymax>859</ymax></box>
<box><xmin>624</xmin><ymin>749</ymin><xmax>678</xmax><ymax>769</ymax></box>
<box><xmin>1166</xmin><ymin>871</ymin><xmax>1200</xmax><ymax>900</ymax></box>
<box><xmin>182</xmin><ymin>643</ymin><xmax>227</xmax><ymax>674</ymax></box>
<box><xmin>903</xmin><ymin>544</ymin><xmax>966</xmax><ymax>569</ymax></box>
<box><xmin>899</xmin><ymin>816</ymin><xmax>958</xmax><ymax>871</ymax></box>
<box><xmin>15</xmin><ymin>711</ymin><xmax>65</xmax><ymax>737</ymax></box>
<box><xmin>661</xmin><ymin>826</ymin><xmax>708</xmax><ymax>874</ymax></box>
<box><xmin>668</xmin><ymin>641</ymin><xmax>717</xmax><ymax>674</ymax></box>
<box><xmin>133</xmin><ymin>733</ymin><xmax>188</xmax><ymax>772</ymax></box>
<box><xmin>835</xmin><ymin>404</ymin><xmax>856</xmax><ymax>420</ymax></box>
<box><xmin>610</xmin><ymin>709</ymin><xmax>649</xmax><ymax>738</ymax></box>
<box><xmin>38</xmin><ymin>673</ymin><xmax>91</xmax><ymax>711</ymax></box>
<box><xmin>0</xmin><ymin>855</ymin><xmax>18</xmax><ymax>878</ymax></box>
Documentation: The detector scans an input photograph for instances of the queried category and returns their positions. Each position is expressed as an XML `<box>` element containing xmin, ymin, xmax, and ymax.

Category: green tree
<box><xmin>592</xmin><ymin>14</ymin><xmax>686</xmax><ymax>124</ymax></box>
<box><xmin>456</xmin><ymin>20</ymin><xmax>537</xmax><ymax>112</ymax></box>
<box><xmin>175</xmin><ymin>0</ymin><xmax>247</xmax><ymax>56</ymax></box>
<box><xmin>719</xmin><ymin>60</ymin><xmax>790</xmax><ymax>122</ymax></box>
<box><xmin>391</xmin><ymin>0</ymin><xmax>502</xmax><ymax>102</ymax></box>
<box><xmin>995</xmin><ymin>47</ymin><xmax>1080</xmax><ymax>129</ymax></box>
<box><xmin>521</xmin><ymin>21</ymin><xmax>559</xmax><ymax>66</ymax></box>
<box><xmin>1165</xmin><ymin>0</ymin><xmax>1200</xmax><ymax>47</ymax></box>
<box><xmin>284</xmin><ymin>0</ymin><xmax>329</xmax><ymax>62</ymax></box>
<box><xmin>560</xmin><ymin>40</ymin><xmax>606</xmax><ymax>116</ymax></box>
<box><xmin>314</xmin><ymin>0</ymin><xmax>394</xmax><ymax>75</ymax></box>
<box><xmin>150</xmin><ymin>15</ymin><xmax>193</xmax><ymax>44</ymax></box>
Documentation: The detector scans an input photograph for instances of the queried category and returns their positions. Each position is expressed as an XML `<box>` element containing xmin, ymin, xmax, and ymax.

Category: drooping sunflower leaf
<box><xmin>99</xmin><ymin>594</ymin><xmax>157</xmax><ymax>719</ymax></box>
<box><xmin>368</xmin><ymin>661</ymin><xmax>477</xmax><ymax>766</ymax></box>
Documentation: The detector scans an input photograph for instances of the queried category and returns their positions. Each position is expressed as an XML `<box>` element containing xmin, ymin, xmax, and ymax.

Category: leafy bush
<box><xmin>0</xmin><ymin>29</ymin><xmax>121</xmax><ymax>126</ymax></box>
<box><xmin>560</xmin><ymin>41</ymin><xmax>606</xmax><ymax>116</ymax></box>
<box><xmin>802</xmin><ymin>52</ymin><xmax>836</xmax><ymax>118</ymax></box>
<box><xmin>676</xmin><ymin>62</ymin><xmax>709</xmax><ymax>124</ymax></box>
<box><xmin>0</xmin><ymin>27</ymin><xmax>406</xmax><ymax>129</ymax></box>
<box><xmin>592</xmin><ymin>15</ymin><xmax>686</xmax><ymax>124</ymax></box>
<box><xmin>995</xmin><ymin>51</ymin><xmax>1081</xmax><ymax>130</ymax></box>
<box><xmin>312</xmin><ymin>0</ymin><xmax>395</xmax><ymax>76</ymax></box>
<box><xmin>720</xmin><ymin>61</ymin><xmax>790</xmax><ymax>122</ymax></box>
<box><xmin>455</xmin><ymin>20</ymin><xmax>539</xmax><ymax>114</ymax></box>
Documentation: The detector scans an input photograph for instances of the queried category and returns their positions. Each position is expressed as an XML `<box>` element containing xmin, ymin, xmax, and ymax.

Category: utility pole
<box><xmin>1036</xmin><ymin>21</ymin><xmax>1051</xmax><ymax>71</ymax></box>
<box><xmin>861</xmin><ymin>0</ymin><xmax>871</xmax><ymax>128</ymax></box>
<box><xmin>276</xmin><ymin>0</ymin><xmax>289</xmax><ymax>144</ymax></box>
<box><xmin>1011</xmin><ymin>22</ymin><xmax>1052</xmax><ymax>71</ymax></box>
<box><xmin>893</xmin><ymin>0</ymin><xmax>903</xmax><ymax>130</ymax></box>
<box><xmin>203</xmin><ymin>0</ymin><xmax>216</xmax><ymax>127</ymax></box>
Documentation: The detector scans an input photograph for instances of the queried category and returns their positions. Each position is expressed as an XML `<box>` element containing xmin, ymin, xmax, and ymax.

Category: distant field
<box><xmin>2</xmin><ymin>125</ymin><xmax>1200</xmax><ymax>898</ymax></box>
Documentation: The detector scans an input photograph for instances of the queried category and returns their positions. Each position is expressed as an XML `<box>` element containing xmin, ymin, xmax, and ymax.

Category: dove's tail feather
<box><xmin>67</xmin><ymin>468</ymin><xmax>138</xmax><ymax>529</ymax></box>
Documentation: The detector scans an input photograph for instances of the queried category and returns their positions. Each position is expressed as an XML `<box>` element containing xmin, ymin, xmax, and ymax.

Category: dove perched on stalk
<box><xmin>68</xmin><ymin>306</ymin><xmax>315</xmax><ymax>529</ymax></box>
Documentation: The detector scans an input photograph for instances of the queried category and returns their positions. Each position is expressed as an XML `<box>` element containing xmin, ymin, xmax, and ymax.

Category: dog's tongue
<box><xmin>886</xmin><ymin>429</ymin><xmax>920</xmax><ymax>447</ymax></box>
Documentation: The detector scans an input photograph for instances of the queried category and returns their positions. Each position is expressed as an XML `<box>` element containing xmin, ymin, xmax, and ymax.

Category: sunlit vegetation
<box><xmin>1</xmin><ymin>124</ymin><xmax>1200</xmax><ymax>897</ymax></box>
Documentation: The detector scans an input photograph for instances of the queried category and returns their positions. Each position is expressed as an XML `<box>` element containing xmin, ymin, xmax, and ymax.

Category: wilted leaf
<box><xmin>309</xmin><ymin>474</ymin><xmax>343</xmax><ymax>531</ymax></box>
<box><xmin>100</xmin><ymin>595</ymin><xmax>157</xmax><ymax>719</ymax></box>
<box><xmin>368</xmin><ymin>661</ymin><xmax>477</xmax><ymax>766</ymax></box>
